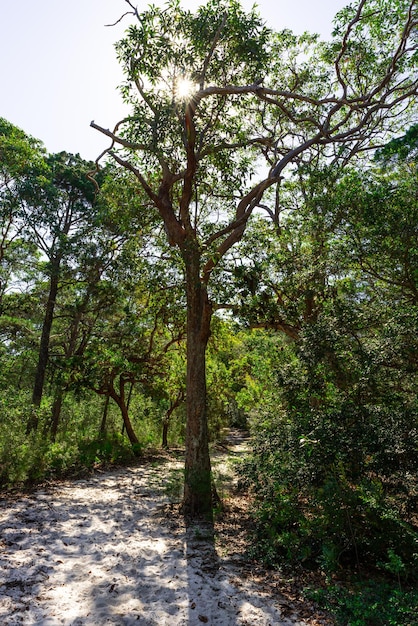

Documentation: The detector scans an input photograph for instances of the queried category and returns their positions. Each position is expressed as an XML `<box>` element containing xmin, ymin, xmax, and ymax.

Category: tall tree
<box><xmin>22</xmin><ymin>152</ymin><xmax>101</xmax><ymax>432</ymax></box>
<box><xmin>0</xmin><ymin>119</ymin><xmax>44</xmax><ymax>307</ymax></box>
<box><xmin>92</xmin><ymin>0</ymin><xmax>418</xmax><ymax>515</ymax></box>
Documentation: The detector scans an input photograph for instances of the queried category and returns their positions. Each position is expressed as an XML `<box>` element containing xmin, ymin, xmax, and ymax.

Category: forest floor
<box><xmin>0</xmin><ymin>430</ymin><xmax>334</xmax><ymax>626</ymax></box>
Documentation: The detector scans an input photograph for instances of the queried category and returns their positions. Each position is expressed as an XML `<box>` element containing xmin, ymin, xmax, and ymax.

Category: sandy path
<box><xmin>0</xmin><ymin>439</ymin><xmax>309</xmax><ymax>626</ymax></box>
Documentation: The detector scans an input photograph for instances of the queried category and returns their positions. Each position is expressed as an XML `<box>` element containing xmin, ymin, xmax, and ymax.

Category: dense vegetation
<box><xmin>1</xmin><ymin>0</ymin><xmax>417</xmax><ymax>623</ymax></box>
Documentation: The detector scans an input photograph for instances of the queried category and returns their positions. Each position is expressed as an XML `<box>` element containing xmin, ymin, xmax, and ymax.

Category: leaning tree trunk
<box><xmin>27</xmin><ymin>263</ymin><xmax>60</xmax><ymax>434</ymax></box>
<box><xmin>182</xmin><ymin>243</ymin><xmax>213</xmax><ymax>517</ymax></box>
<box><xmin>121</xmin><ymin>382</ymin><xmax>134</xmax><ymax>436</ymax></box>
<box><xmin>109</xmin><ymin>378</ymin><xmax>140</xmax><ymax>448</ymax></box>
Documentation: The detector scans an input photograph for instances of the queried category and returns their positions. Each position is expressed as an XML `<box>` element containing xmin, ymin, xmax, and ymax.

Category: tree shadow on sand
<box><xmin>0</xmin><ymin>439</ymin><xmax>307</xmax><ymax>625</ymax></box>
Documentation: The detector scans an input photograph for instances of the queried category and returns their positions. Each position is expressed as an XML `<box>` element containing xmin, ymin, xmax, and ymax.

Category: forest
<box><xmin>1</xmin><ymin>0</ymin><xmax>417</xmax><ymax>623</ymax></box>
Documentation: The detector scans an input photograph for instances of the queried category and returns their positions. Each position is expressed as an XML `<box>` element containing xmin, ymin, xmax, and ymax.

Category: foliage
<box><xmin>0</xmin><ymin>391</ymin><xmax>140</xmax><ymax>489</ymax></box>
<box><xmin>305</xmin><ymin>579</ymin><xmax>418</xmax><ymax>626</ymax></box>
<box><xmin>77</xmin><ymin>434</ymin><xmax>139</xmax><ymax>467</ymax></box>
<box><xmin>0</xmin><ymin>118</ymin><xmax>45</xmax><ymax>306</ymax></box>
<box><xmin>241</xmin><ymin>318</ymin><xmax>418</xmax><ymax>575</ymax></box>
<box><xmin>375</xmin><ymin>123</ymin><xmax>418</xmax><ymax>164</ymax></box>
<box><xmin>238</xmin><ymin>156</ymin><xmax>418</xmax><ymax>578</ymax></box>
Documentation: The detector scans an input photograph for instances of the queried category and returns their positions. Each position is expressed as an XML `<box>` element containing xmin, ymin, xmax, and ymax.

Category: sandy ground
<box><xmin>0</xmin><ymin>437</ymin><xmax>312</xmax><ymax>626</ymax></box>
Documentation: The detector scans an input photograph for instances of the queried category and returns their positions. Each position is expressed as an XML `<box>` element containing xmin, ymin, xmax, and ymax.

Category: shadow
<box><xmin>183</xmin><ymin>513</ymin><xmax>228</xmax><ymax>625</ymax></box>
<box><xmin>0</xmin><ymin>448</ymin><xmax>308</xmax><ymax>625</ymax></box>
<box><xmin>0</xmin><ymin>462</ymin><xmax>188</xmax><ymax>625</ymax></box>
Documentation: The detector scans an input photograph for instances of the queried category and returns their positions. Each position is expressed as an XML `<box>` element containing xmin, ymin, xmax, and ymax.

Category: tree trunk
<box><xmin>121</xmin><ymin>382</ymin><xmax>134</xmax><ymax>436</ymax></box>
<box><xmin>27</xmin><ymin>262</ymin><xmax>60</xmax><ymax>434</ymax></box>
<box><xmin>118</xmin><ymin>399</ymin><xmax>139</xmax><ymax>447</ymax></box>
<box><xmin>100</xmin><ymin>395</ymin><xmax>110</xmax><ymax>436</ymax></box>
<box><xmin>50</xmin><ymin>388</ymin><xmax>64</xmax><ymax>442</ymax></box>
<box><xmin>162</xmin><ymin>390</ymin><xmax>184</xmax><ymax>449</ymax></box>
<box><xmin>182</xmin><ymin>242</ymin><xmax>213</xmax><ymax>516</ymax></box>
<box><xmin>162</xmin><ymin>420</ymin><xmax>169</xmax><ymax>449</ymax></box>
<box><xmin>109</xmin><ymin>378</ymin><xmax>140</xmax><ymax>448</ymax></box>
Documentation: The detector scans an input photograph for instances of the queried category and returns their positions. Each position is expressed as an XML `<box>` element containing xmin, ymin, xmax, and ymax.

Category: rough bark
<box><xmin>181</xmin><ymin>241</ymin><xmax>213</xmax><ymax>517</ymax></box>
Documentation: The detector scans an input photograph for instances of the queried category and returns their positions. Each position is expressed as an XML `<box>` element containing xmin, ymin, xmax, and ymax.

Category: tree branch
<box><xmin>90</xmin><ymin>121</ymin><xmax>146</xmax><ymax>151</ymax></box>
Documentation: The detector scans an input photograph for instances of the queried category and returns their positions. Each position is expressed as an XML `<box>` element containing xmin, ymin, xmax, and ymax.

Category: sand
<box><xmin>0</xmin><ymin>443</ymin><xmax>311</xmax><ymax>626</ymax></box>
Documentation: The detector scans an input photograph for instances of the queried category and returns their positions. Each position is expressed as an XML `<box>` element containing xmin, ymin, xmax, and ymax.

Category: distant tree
<box><xmin>76</xmin><ymin>271</ymin><xmax>184</xmax><ymax>448</ymax></box>
<box><xmin>92</xmin><ymin>0</ymin><xmax>418</xmax><ymax>515</ymax></box>
<box><xmin>20</xmin><ymin>152</ymin><xmax>102</xmax><ymax>432</ymax></box>
<box><xmin>0</xmin><ymin>118</ymin><xmax>44</xmax><ymax>307</ymax></box>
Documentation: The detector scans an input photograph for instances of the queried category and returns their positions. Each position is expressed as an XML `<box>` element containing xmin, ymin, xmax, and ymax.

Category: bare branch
<box><xmin>105</xmin><ymin>11</ymin><xmax>135</xmax><ymax>27</ymax></box>
<box><xmin>105</xmin><ymin>0</ymin><xmax>140</xmax><ymax>26</ymax></box>
<box><xmin>90</xmin><ymin>121</ymin><xmax>146</xmax><ymax>151</ymax></box>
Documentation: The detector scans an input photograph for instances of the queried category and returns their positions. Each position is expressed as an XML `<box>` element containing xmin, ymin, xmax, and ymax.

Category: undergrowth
<box><xmin>305</xmin><ymin>578</ymin><xmax>418</xmax><ymax>626</ymax></box>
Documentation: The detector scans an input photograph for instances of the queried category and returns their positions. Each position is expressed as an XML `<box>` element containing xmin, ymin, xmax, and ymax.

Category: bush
<box><xmin>78</xmin><ymin>433</ymin><xmax>139</xmax><ymax>467</ymax></box>
<box><xmin>240</xmin><ymin>312</ymin><xmax>418</xmax><ymax>578</ymax></box>
<box><xmin>0</xmin><ymin>392</ymin><xmax>141</xmax><ymax>490</ymax></box>
<box><xmin>0</xmin><ymin>395</ymin><xmax>50</xmax><ymax>488</ymax></box>
<box><xmin>305</xmin><ymin>580</ymin><xmax>418</xmax><ymax>626</ymax></box>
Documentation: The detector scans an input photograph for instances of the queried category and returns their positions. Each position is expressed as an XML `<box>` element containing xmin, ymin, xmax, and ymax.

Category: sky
<box><xmin>1</xmin><ymin>0</ymin><xmax>349</xmax><ymax>162</ymax></box>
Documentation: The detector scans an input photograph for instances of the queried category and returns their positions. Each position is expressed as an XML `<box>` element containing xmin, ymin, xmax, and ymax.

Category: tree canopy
<box><xmin>1</xmin><ymin>2</ymin><xmax>417</xmax><ymax>618</ymax></box>
<box><xmin>91</xmin><ymin>0</ymin><xmax>418</xmax><ymax>514</ymax></box>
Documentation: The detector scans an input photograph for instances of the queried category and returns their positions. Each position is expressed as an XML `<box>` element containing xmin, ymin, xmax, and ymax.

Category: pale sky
<box><xmin>0</xmin><ymin>0</ymin><xmax>349</xmax><ymax>161</ymax></box>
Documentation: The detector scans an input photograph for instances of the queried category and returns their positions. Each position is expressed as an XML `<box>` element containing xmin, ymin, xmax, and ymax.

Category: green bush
<box><xmin>0</xmin><ymin>391</ymin><xmax>143</xmax><ymax>489</ymax></box>
<box><xmin>44</xmin><ymin>441</ymin><xmax>79</xmax><ymax>474</ymax></box>
<box><xmin>240</xmin><ymin>311</ymin><xmax>418</xmax><ymax>578</ymax></box>
<box><xmin>305</xmin><ymin>580</ymin><xmax>418</xmax><ymax>626</ymax></box>
<box><xmin>0</xmin><ymin>396</ymin><xmax>50</xmax><ymax>487</ymax></box>
<box><xmin>78</xmin><ymin>433</ymin><xmax>138</xmax><ymax>467</ymax></box>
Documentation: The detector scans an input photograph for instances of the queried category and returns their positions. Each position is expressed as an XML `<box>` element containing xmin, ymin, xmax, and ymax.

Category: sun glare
<box><xmin>174</xmin><ymin>76</ymin><xmax>196</xmax><ymax>101</ymax></box>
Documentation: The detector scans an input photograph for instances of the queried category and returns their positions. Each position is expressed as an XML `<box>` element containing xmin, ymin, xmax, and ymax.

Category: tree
<box><xmin>59</xmin><ymin>208</ymin><xmax>186</xmax><ymax>449</ymax></box>
<box><xmin>92</xmin><ymin>0</ymin><xmax>418</xmax><ymax>515</ymax></box>
<box><xmin>21</xmin><ymin>152</ymin><xmax>102</xmax><ymax>432</ymax></box>
<box><xmin>0</xmin><ymin>119</ymin><xmax>44</xmax><ymax>307</ymax></box>
<box><xmin>45</xmin><ymin>255</ymin><xmax>121</xmax><ymax>441</ymax></box>
<box><xmin>238</xmin><ymin>134</ymin><xmax>418</xmax><ymax>574</ymax></box>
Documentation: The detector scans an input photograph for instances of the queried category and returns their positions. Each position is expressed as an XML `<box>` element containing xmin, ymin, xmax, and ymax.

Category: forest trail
<box><xmin>0</xmin><ymin>432</ymin><xmax>328</xmax><ymax>626</ymax></box>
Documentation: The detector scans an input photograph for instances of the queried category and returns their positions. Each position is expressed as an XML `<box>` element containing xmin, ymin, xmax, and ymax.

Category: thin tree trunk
<box><xmin>182</xmin><ymin>243</ymin><xmax>213</xmax><ymax>516</ymax></box>
<box><xmin>119</xmin><ymin>400</ymin><xmax>140</xmax><ymax>447</ymax></box>
<box><xmin>100</xmin><ymin>395</ymin><xmax>110</xmax><ymax>436</ymax></box>
<box><xmin>162</xmin><ymin>420</ymin><xmax>169</xmax><ymax>450</ymax></box>
<box><xmin>27</xmin><ymin>264</ymin><xmax>60</xmax><ymax>434</ymax></box>
<box><xmin>121</xmin><ymin>382</ymin><xmax>134</xmax><ymax>436</ymax></box>
<box><xmin>162</xmin><ymin>389</ymin><xmax>185</xmax><ymax>449</ymax></box>
<box><xmin>110</xmin><ymin>378</ymin><xmax>140</xmax><ymax>448</ymax></box>
<box><xmin>50</xmin><ymin>387</ymin><xmax>64</xmax><ymax>442</ymax></box>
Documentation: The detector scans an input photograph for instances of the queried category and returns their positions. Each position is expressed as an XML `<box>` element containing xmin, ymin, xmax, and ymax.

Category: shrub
<box><xmin>305</xmin><ymin>580</ymin><xmax>418</xmax><ymax>626</ymax></box>
<box><xmin>78</xmin><ymin>433</ymin><xmax>138</xmax><ymax>467</ymax></box>
<box><xmin>240</xmin><ymin>312</ymin><xmax>418</xmax><ymax>578</ymax></box>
